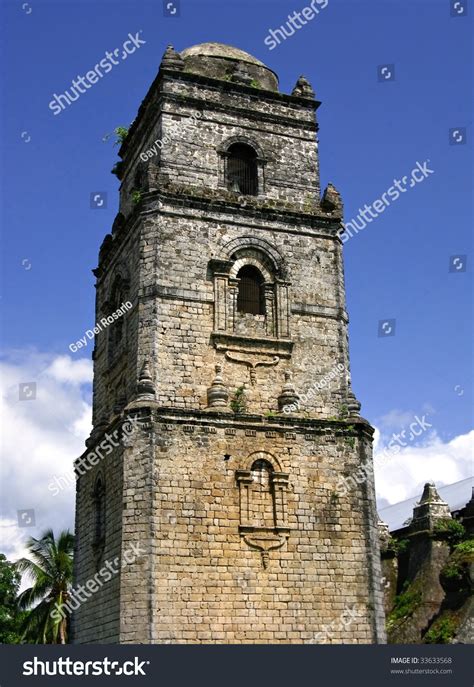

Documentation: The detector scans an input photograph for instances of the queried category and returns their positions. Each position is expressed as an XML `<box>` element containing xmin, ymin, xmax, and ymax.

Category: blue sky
<box><xmin>0</xmin><ymin>0</ymin><xmax>472</xmax><ymax>550</ymax></box>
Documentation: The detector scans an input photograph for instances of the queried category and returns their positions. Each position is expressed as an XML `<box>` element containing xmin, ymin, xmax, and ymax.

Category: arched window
<box><xmin>111</xmin><ymin>279</ymin><xmax>125</xmax><ymax>348</ymax></box>
<box><xmin>112</xmin><ymin>317</ymin><xmax>124</xmax><ymax>351</ymax></box>
<box><xmin>113</xmin><ymin>378</ymin><xmax>127</xmax><ymax>414</ymax></box>
<box><xmin>237</xmin><ymin>265</ymin><xmax>265</xmax><ymax>315</ymax></box>
<box><xmin>236</xmin><ymin>452</ymin><xmax>290</xmax><ymax>567</ymax></box>
<box><xmin>249</xmin><ymin>459</ymin><xmax>275</xmax><ymax>529</ymax></box>
<box><xmin>107</xmin><ymin>273</ymin><xmax>129</xmax><ymax>361</ymax></box>
<box><xmin>93</xmin><ymin>476</ymin><xmax>105</xmax><ymax>550</ymax></box>
<box><xmin>251</xmin><ymin>459</ymin><xmax>274</xmax><ymax>487</ymax></box>
<box><xmin>227</xmin><ymin>143</ymin><xmax>258</xmax><ymax>196</ymax></box>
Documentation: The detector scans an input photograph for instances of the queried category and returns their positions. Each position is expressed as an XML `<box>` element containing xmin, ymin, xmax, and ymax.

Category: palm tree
<box><xmin>15</xmin><ymin>529</ymin><xmax>74</xmax><ymax>644</ymax></box>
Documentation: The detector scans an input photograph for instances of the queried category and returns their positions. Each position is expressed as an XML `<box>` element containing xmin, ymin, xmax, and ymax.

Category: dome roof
<box><xmin>180</xmin><ymin>42</ymin><xmax>267</xmax><ymax>68</ymax></box>
<box><xmin>179</xmin><ymin>42</ymin><xmax>278</xmax><ymax>92</ymax></box>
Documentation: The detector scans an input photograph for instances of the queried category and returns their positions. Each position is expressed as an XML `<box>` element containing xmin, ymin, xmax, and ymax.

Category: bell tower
<box><xmin>73</xmin><ymin>42</ymin><xmax>386</xmax><ymax>644</ymax></box>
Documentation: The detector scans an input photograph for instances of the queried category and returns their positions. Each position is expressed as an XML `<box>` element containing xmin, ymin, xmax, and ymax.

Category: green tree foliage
<box><xmin>424</xmin><ymin>616</ymin><xmax>457</xmax><ymax>644</ymax></box>
<box><xmin>15</xmin><ymin>529</ymin><xmax>74</xmax><ymax>644</ymax></box>
<box><xmin>387</xmin><ymin>580</ymin><xmax>423</xmax><ymax>636</ymax></box>
<box><xmin>432</xmin><ymin>518</ymin><xmax>465</xmax><ymax>548</ymax></box>
<box><xmin>0</xmin><ymin>554</ymin><xmax>25</xmax><ymax>643</ymax></box>
<box><xmin>114</xmin><ymin>126</ymin><xmax>129</xmax><ymax>145</ymax></box>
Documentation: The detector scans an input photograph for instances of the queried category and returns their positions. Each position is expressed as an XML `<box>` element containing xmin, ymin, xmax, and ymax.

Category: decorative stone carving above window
<box><xmin>236</xmin><ymin>452</ymin><xmax>290</xmax><ymax>568</ymax></box>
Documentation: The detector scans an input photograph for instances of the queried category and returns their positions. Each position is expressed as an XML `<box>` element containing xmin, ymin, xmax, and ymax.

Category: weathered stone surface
<box><xmin>73</xmin><ymin>42</ymin><xmax>385</xmax><ymax>645</ymax></box>
<box><xmin>410</xmin><ymin>483</ymin><xmax>452</xmax><ymax>535</ymax></box>
<box><xmin>384</xmin><ymin>482</ymin><xmax>473</xmax><ymax>644</ymax></box>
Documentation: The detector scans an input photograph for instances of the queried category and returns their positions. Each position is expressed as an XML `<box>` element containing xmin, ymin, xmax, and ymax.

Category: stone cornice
<box><xmin>291</xmin><ymin>303</ymin><xmax>349</xmax><ymax>323</ymax></box>
<box><xmin>78</xmin><ymin>405</ymin><xmax>374</xmax><ymax>464</ymax></box>
<box><xmin>161</xmin><ymin>67</ymin><xmax>321</xmax><ymax>110</ymax></box>
<box><xmin>128</xmin><ymin>406</ymin><xmax>373</xmax><ymax>434</ymax></box>
<box><xmin>154</xmin><ymin>90</ymin><xmax>318</xmax><ymax>135</ymax></box>
<box><xmin>119</xmin><ymin>68</ymin><xmax>320</xmax><ymax>162</ymax></box>
<box><xmin>95</xmin><ymin>187</ymin><xmax>342</xmax><ymax>275</ymax></box>
<box><xmin>145</xmin><ymin>186</ymin><xmax>342</xmax><ymax>228</ymax></box>
<box><xmin>140</xmin><ymin>284</ymin><xmax>214</xmax><ymax>304</ymax></box>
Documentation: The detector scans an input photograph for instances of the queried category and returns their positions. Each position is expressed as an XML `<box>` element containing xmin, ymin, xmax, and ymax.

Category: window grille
<box><xmin>237</xmin><ymin>265</ymin><xmax>265</xmax><ymax>315</ymax></box>
<box><xmin>227</xmin><ymin>143</ymin><xmax>258</xmax><ymax>196</ymax></box>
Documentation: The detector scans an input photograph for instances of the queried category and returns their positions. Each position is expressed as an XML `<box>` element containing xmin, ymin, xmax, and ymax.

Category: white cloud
<box><xmin>0</xmin><ymin>350</ymin><xmax>92</xmax><ymax>562</ymax></box>
<box><xmin>0</xmin><ymin>519</ymin><xmax>30</xmax><ymax>563</ymax></box>
<box><xmin>1</xmin><ymin>354</ymin><xmax>471</xmax><ymax>565</ymax></box>
<box><xmin>46</xmin><ymin>355</ymin><xmax>93</xmax><ymax>385</ymax></box>
<box><xmin>376</xmin><ymin>409</ymin><xmax>420</xmax><ymax>429</ymax></box>
<box><xmin>375</xmin><ymin>404</ymin><xmax>436</xmax><ymax>432</ymax></box>
<box><xmin>374</xmin><ymin>429</ymin><xmax>474</xmax><ymax>506</ymax></box>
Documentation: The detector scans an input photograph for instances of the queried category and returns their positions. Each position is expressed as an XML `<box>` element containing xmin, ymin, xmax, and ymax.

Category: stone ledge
<box><xmin>119</xmin><ymin>69</ymin><xmax>321</xmax><ymax>160</ymax></box>
<box><xmin>141</xmin><ymin>284</ymin><xmax>214</xmax><ymax>304</ymax></box>
<box><xmin>146</xmin><ymin>185</ymin><xmax>342</xmax><ymax>225</ymax></box>
<box><xmin>80</xmin><ymin>407</ymin><xmax>374</xmax><ymax>459</ymax></box>
<box><xmin>292</xmin><ymin>303</ymin><xmax>349</xmax><ymax>322</ymax></box>
<box><xmin>128</xmin><ymin>406</ymin><xmax>374</xmax><ymax>435</ymax></box>
<box><xmin>211</xmin><ymin>331</ymin><xmax>293</xmax><ymax>357</ymax></box>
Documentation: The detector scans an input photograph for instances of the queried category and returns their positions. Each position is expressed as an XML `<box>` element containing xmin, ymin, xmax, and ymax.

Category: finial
<box><xmin>161</xmin><ymin>44</ymin><xmax>184</xmax><ymax>70</ymax></box>
<box><xmin>291</xmin><ymin>75</ymin><xmax>315</xmax><ymax>99</ymax></box>
<box><xmin>410</xmin><ymin>481</ymin><xmax>451</xmax><ymax>533</ymax></box>
<box><xmin>346</xmin><ymin>383</ymin><xmax>361</xmax><ymax>417</ymax></box>
<box><xmin>277</xmin><ymin>371</ymin><xmax>299</xmax><ymax>413</ymax></box>
<box><xmin>136</xmin><ymin>358</ymin><xmax>155</xmax><ymax>400</ymax></box>
<box><xmin>207</xmin><ymin>363</ymin><xmax>229</xmax><ymax>408</ymax></box>
<box><xmin>419</xmin><ymin>482</ymin><xmax>443</xmax><ymax>504</ymax></box>
<box><xmin>321</xmin><ymin>183</ymin><xmax>343</xmax><ymax>215</ymax></box>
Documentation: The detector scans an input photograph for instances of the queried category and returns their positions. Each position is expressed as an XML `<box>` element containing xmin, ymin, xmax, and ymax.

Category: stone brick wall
<box><xmin>72</xmin><ymin>440</ymin><xmax>123</xmax><ymax>643</ymax></box>
<box><xmin>118</xmin><ymin>73</ymin><xmax>320</xmax><ymax>214</ymax></box>
<box><xmin>381</xmin><ymin>483</ymin><xmax>473</xmax><ymax>644</ymax></box>
<box><xmin>116</xmin><ymin>409</ymin><xmax>383</xmax><ymax>644</ymax></box>
<box><xmin>73</xmin><ymin>43</ymin><xmax>386</xmax><ymax>644</ymax></box>
<box><xmin>131</xmin><ymin>197</ymin><xmax>349</xmax><ymax>416</ymax></box>
<box><xmin>90</xmin><ymin>223</ymin><xmax>141</xmax><ymax>432</ymax></box>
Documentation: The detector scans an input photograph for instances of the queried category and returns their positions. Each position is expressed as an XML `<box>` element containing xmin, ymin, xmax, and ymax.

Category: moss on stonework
<box><xmin>453</xmin><ymin>538</ymin><xmax>474</xmax><ymax>555</ymax></box>
<box><xmin>230</xmin><ymin>386</ymin><xmax>247</xmax><ymax>414</ymax></box>
<box><xmin>385</xmin><ymin>535</ymin><xmax>410</xmax><ymax>557</ymax></box>
<box><xmin>131</xmin><ymin>190</ymin><xmax>143</xmax><ymax>205</ymax></box>
<box><xmin>432</xmin><ymin>518</ymin><xmax>466</xmax><ymax>548</ymax></box>
<box><xmin>398</xmin><ymin>538</ymin><xmax>411</xmax><ymax>555</ymax></box>
<box><xmin>387</xmin><ymin>580</ymin><xmax>423</xmax><ymax>636</ymax></box>
<box><xmin>387</xmin><ymin>534</ymin><xmax>473</xmax><ymax>643</ymax></box>
<box><xmin>423</xmin><ymin>614</ymin><xmax>457</xmax><ymax>644</ymax></box>
<box><xmin>440</xmin><ymin>537</ymin><xmax>474</xmax><ymax>594</ymax></box>
<box><xmin>338</xmin><ymin>404</ymin><xmax>349</xmax><ymax>419</ymax></box>
<box><xmin>152</xmin><ymin>181</ymin><xmax>336</xmax><ymax>219</ymax></box>
<box><xmin>441</xmin><ymin>561</ymin><xmax>464</xmax><ymax>583</ymax></box>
